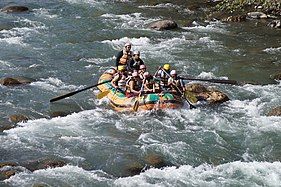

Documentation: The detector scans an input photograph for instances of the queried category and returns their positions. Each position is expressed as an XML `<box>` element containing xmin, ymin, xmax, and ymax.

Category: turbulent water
<box><xmin>0</xmin><ymin>0</ymin><xmax>281</xmax><ymax>186</ymax></box>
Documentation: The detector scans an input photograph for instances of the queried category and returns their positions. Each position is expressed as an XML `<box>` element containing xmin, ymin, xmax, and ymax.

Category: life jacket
<box><xmin>113</xmin><ymin>72</ymin><xmax>127</xmax><ymax>90</ymax></box>
<box><xmin>126</xmin><ymin>76</ymin><xmax>141</xmax><ymax>93</ymax></box>
<box><xmin>119</xmin><ymin>50</ymin><xmax>132</xmax><ymax>65</ymax></box>
<box><xmin>168</xmin><ymin>77</ymin><xmax>184</xmax><ymax>92</ymax></box>
<box><xmin>157</xmin><ymin>70</ymin><xmax>169</xmax><ymax>87</ymax></box>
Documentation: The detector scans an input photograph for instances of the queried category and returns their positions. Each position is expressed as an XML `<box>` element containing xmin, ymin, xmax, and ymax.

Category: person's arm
<box><xmin>111</xmin><ymin>74</ymin><xmax>119</xmax><ymax>88</ymax></box>
<box><xmin>115</xmin><ymin>51</ymin><xmax>123</xmax><ymax>67</ymax></box>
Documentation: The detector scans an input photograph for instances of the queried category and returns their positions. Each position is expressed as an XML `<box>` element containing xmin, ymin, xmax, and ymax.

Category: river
<box><xmin>0</xmin><ymin>0</ymin><xmax>281</xmax><ymax>186</ymax></box>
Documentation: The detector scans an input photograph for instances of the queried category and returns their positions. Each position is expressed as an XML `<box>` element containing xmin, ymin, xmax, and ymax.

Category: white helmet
<box><xmin>132</xmin><ymin>72</ymin><xmax>138</xmax><ymax>77</ymax></box>
<box><xmin>133</xmin><ymin>51</ymin><xmax>140</xmax><ymax>55</ymax></box>
<box><xmin>124</xmin><ymin>42</ymin><xmax>132</xmax><ymax>47</ymax></box>
<box><xmin>143</xmin><ymin>72</ymin><xmax>150</xmax><ymax>77</ymax></box>
<box><xmin>170</xmin><ymin>70</ymin><xmax>177</xmax><ymax>75</ymax></box>
<box><xmin>140</xmin><ymin>64</ymin><xmax>146</xmax><ymax>69</ymax></box>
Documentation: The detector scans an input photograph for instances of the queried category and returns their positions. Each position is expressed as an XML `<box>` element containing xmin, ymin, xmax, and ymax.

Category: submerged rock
<box><xmin>267</xmin><ymin>106</ymin><xmax>281</xmax><ymax>116</ymax></box>
<box><xmin>0</xmin><ymin>123</ymin><xmax>15</xmax><ymax>132</ymax></box>
<box><xmin>22</xmin><ymin>157</ymin><xmax>66</xmax><ymax>172</ymax></box>
<box><xmin>148</xmin><ymin>20</ymin><xmax>178</xmax><ymax>31</ymax></box>
<box><xmin>1</xmin><ymin>5</ymin><xmax>29</xmax><ymax>13</ymax></box>
<box><xmin>9</xmin><ymin>114</ymin><xmax>29</xmax><ymax>123</ymax></box>
<box><xmin>185</xmin><ymin>83</ymin><xmax>229</xmax><ymax>104</ymax></box>
<box><xmin>144</xmin><ymin>154</ymin><xmax>167</xmax><ymax>168</ymax></box>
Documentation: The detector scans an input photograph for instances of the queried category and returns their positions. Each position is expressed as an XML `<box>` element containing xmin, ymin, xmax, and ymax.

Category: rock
<box><xmin>0</xmin><ymin>77</ymin><xmax>34</xmax><ymax>86</ymax></box>
<box><xmin>268</xmin><ymin>20</ymin><xmax>281</xmax><ymax>28</ymax></box>
<box><xmin>222</xmin><ymin>15</ymin><xmax>247</xmax><ymax>22</ymax></box>
<box><xmin>185</xmin><ymin>83</ymin><xmax>208</xmax><ymax>93</ymax></box>
<box><xmin>23</xmin><ymin>157</ymin><xmax>66</xmax><ymax>172</ymax></box>
<box><xmin>144</xmin><ymin>154</ymin><xmax>167</xmax><ymax>168</ymax></box>
<box><xmin>270</xmin><ymin>73</ymin><xmax>281</xmax><ymax>80</ymax></box>
<box><xmin>185</xmin><ymin>83</ymin><xmax>229</xmax><ymax>104</ymax></box>
<box><xmin>0</xmin><ymin>123</ymin><xmax>15</xmax><ymax>132</ymax></box>
<box><xmin>148</xmin><ymin>20</ymin><xmax>178</xmax><ymax>31</ymax></box>
<box><xmin>49</xmin><ymin>111</ymin><xmax>69</xmax><ymax>118</ymax></box>
<box><xmin>9</xmin><ymin>114</ymin><xmax>29</xmax><ymax>123</ymax></box>
<box><xmin>1</xmin><ymin>5</ymin><xmax>29</xmax><ymax>13</ymax></box>
<box><xmin>125</xmin><ymin>162</ymin><xmax>144</xmax><ymax>176</ymax></box>
<box><xmin>247</xmin><ymin>12</ymin><xmax>268</xmax><ymax>19</ymax></box>
<box><xmin>0</xmin><ymin>162</ymin><xmax>18</xmax><ymax>180</ymax></box>
<box><xmin>267</xmin><ymin>106</ymin><xmax>281</xmax><ymax>116</ymax></box>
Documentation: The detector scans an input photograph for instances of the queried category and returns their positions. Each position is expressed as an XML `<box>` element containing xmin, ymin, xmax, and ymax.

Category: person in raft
<box><xmin>167</xmin><ymin>70</ymin><xmax>185</xmax><ymax>94</ymax></box>
<box><xmin>154</xmin><ymin>63</ymin><xmax>171</xmax><ymax>90</ymax></box>
<box><xmin>116</xmin><ymin>42</ymin><xmax>133</xmax><ymax>69</ymax></box>
<box><xmin>142</xmin><ymin>72</ymin><xmax>154</xmax><ymax>93</ymax></box>
<box><xmin>111</xmin><ymin>65</ymin><xmax>128</xmax><ymax>92</ymax></box>
<box><xmin>128</xmin><ymin>50</ymin><xmax>144</xmax><ymax>72</ymax></box>
<box><xmin>126</xmin><ymin>71</ymin><xmax>142</xmax><ymax>97</ymax></box>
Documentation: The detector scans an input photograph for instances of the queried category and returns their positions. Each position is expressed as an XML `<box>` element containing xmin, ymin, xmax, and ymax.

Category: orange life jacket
<box><xmin>119</xmin><ymin>50</ymin><xmax>132</xmax><ymax>65</ymax></box>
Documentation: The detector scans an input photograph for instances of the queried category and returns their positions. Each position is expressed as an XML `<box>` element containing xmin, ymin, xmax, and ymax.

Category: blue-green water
<box><xmin>0</xmin><ymin>1</ymin><xmax>281</xmax><ymax>186</ymax></box>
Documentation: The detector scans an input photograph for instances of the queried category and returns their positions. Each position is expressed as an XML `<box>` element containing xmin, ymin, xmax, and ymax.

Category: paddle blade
<box><xmin>184</xmin><ymin>91</ymin><xmax>198</xmax><ymax>104</ymax></box>
<box><xmin>133</xmin><ymin>100</ymin><xmax>140</xmax><ymax>111</ymax></box>
<box><xmin>96</xmin><ymin>90</ymin><xmax>109</xmax><ymax>99</ymax></box>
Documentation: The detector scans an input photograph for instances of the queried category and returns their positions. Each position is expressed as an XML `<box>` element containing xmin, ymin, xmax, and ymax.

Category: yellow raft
<box><xmin>97</xmin><ymin>69</ymin><xmax>184</xmax><ymax>112</ymax></box>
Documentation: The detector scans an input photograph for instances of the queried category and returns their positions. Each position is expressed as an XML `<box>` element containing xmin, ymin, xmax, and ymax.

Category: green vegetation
<box><xmin>216</xmin><ymin>0</ymin><xmax>281</xmax><ymax>14</ymax></box>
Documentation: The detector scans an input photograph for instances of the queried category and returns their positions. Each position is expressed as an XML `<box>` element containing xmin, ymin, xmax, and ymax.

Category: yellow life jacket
<box><xmin>119</xmin><ymin>50</ymin><xmax>132</xmax><ymax>65</ymax></box>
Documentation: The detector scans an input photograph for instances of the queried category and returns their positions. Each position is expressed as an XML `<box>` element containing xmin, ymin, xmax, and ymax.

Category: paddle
<box><xmin>96</xmin><ymin>90</ymin><xmax>110</xmax><ymax>99</ymax></box>
<box><xmin>160</xmin><ymin>68</ymin><xmax>196</xmax><ymax>109</ymax></box>
<box><xmin>50</xmin><ymin>80</ymin><xmax>111</xmax><ymax>103</ymax></box>
<box><xmin>178</xmin><ymin>77</ymin><xmax>239</xmax><ymax>85</ymax></box>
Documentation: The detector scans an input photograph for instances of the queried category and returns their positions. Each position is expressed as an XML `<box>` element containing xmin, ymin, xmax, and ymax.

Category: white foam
<box><xmin>30</xmin><ymin>77</ymin><xmax>80</xmax><ymax>92</ymax></box>
<box><xmin>183</xmin><ymin>21</ymin><xmax>228</xmax><ymax>34</ymax></box>
<box><xmin>139</xmin><ymin>3</ymin><xmax>182</xmax><ymax>10</ymax></box>
<box><xmin>33</xmin><ymin>8</ymin><xmax>59</xmax><ymax>19</ymax></box>
<box><xmin>100</xmin><ymin>12</ymin><xmax>159</xmax><ymax>30</ymax></box>
<box><xmin>263</xmin><ymin>46</ymin><xmax>281</xmax><ymax>54</ymax></box>
<box><xmin>115</xmin><ymin>161</ymin><xmax>281</xmax><ymax>186</ymax></box>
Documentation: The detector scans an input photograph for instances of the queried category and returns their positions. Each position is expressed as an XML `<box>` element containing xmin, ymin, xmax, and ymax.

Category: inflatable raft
<box><xmin>97</xmin><ymin>69</ymin><xmax>184</xmax><ymax>112</ymax></box>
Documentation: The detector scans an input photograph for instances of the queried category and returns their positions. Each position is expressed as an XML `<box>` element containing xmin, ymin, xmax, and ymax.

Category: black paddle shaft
<box><xmin>178</xmin><ymin>77</ymin><xmax>239</xmax><ymax>85</ymax></box>
<box><xmin>50</xmin><ymin>80</ymin><xmax>111</xmax><ymax>103</ymax></box>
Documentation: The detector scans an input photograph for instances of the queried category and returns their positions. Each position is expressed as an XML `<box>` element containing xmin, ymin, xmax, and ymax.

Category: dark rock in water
<box><xmin>144</xmin><ymin>154</ymin><xmax>167</xmax><ymax>168</ymax></box>
<box><xmin>268</xmin><ymin>20</ymin><xmax>281</xmax><ymax>28</ymax></box>
<box><xmin>0</xmin><ymin>76</ymin><xmax>34</xmax><ymax>86</ymax></box>
<box><xmin>0</xmin><ymin>123</ymin><xmax>16</xmax><ymax>132</ymax></box>
<box><xmin>148</xmin><ymin>20</ymin><xmax>178</xmax><ymax>31</ymax></box>
<box><xmin>22</xmin><ymin>157</ymin><xmax>66</xmax><ymax>172</ymax></box>
<box><xmin>267</xmin><ymin>106</ymin><xmax>281</xmax><ymax>116</ymax></box>
<box><xmin>270</xmin><ymin>73</ymin><xmax>281</xmax><ymax>80</ymax></box>
<box><xmin>49</xmin><ymin>111</ymin><xmax>69</xmax><ymax>118</ymax></box>
<box><xmin>125</xmin><ymin>162</ymin><xmax>144</xmax><ymax>176</ymax></box>
<box><xmin>0</xmin><ymin>162</ymin><xmax>18</xmax><ymax>180</ymax></box>
<box><xmin>0</xmin><ymin>77</ymin><xmax>22</xmax><ymax>86</ymax></box>
<box><xmin>32</xmin><ymin>183</ymin><xmax>50</xmax><ymax>187</ymax></box>
<box><xmin>1</xmin><ymin>5</ymin><xmax>29</xmax><ymax>13</ymax></box>
<box><xmin>9</xmin><ymin>114</ymin><xmax>29</xmax><ymax>123</ymax></box>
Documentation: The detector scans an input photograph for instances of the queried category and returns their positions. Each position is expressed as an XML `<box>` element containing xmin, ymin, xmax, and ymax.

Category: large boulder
<box><xmin>1</xmin><ymin>5</ymin><xmax>29</xmax><ymax>13</ymax></box>
<box><xmin>185</xmin><ymin>83</ymin><xmax>229</xmax><ymax>104</ymax></box>
<box><xmin>267</xmin><ymin>106</ymin><xmax>281</xmax><ymax>116</ymax></box>
<box><xmin>148</xmin><ymin>20</ymin><xmax>178</xmax><ymax>31</ymax></box>
<box><xmin>22</xmin><ymin>157</ymin><xmax>66</xmax><ymax>172</ymax></box>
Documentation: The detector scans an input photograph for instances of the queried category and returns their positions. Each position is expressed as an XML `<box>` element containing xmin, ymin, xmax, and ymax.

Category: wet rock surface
<box><xmin>0</xmin><ymin>77</ymin><xmax>35</xmax><ymax>86</ymax></box>
<box><xmin>1</xmin><ymin>5</ymin><xmax>29</xmax><ymax>13</ymax></box>
<box><xmin>267</xmin><ymin>106</ymin><xmax>281</xmax><ymax>116</ymax></box>
<box><xmin>148</xmin><ymin>20</ymin><xmax>178</xmax><ymax>30</ymax></box>
<box><xmin>9</xmin><ymin>114</ymin><xmax>29</xmax><ymax>123</ymax></box>
<box><xmin>185</xmin><ymin>83</ymin><xmax>229</xmax><ymax>104</ymax></box>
